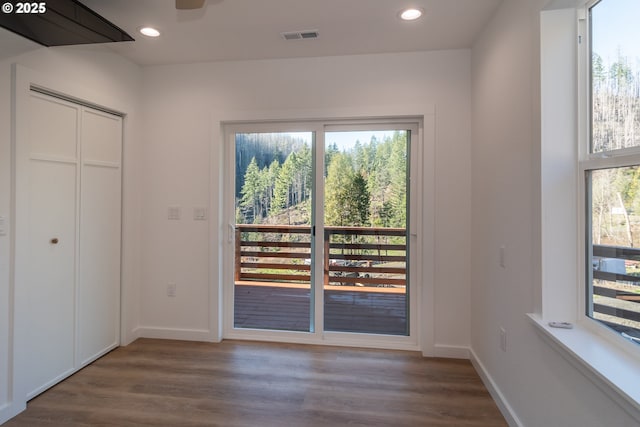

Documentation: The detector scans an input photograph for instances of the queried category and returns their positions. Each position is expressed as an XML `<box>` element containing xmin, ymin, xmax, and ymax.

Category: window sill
<box><xmin>527</xmin><ymin>313</ymin><xmax>640</xmax><ymax>422</ymax></box>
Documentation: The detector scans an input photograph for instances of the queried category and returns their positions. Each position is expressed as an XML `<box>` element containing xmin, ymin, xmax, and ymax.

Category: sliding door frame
<box><xmin>221</xmin><ymin>116</ymin><xmax>425</xmax><ymax>351</ymax></box>
<box><xmin>222</xmin><ymin>121</ymin><xmax>322</xmax><ymax>344</ymax></box>
<box><xmin>322</xmin><ymin>121</ymin><xmax>419</xmax><ymax>344</ymax></box>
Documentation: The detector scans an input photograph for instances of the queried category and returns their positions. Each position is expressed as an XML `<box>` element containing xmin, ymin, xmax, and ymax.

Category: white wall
<box><xmin>0</xmin><ymin>44</ymin><xmax>142</xmax><ymax>423</ymax></box>
<box><xmin>138</xmin><ymin>50</ymin><xmax>472</xmax><ymax>353</ymax></box>
<box><xmin>470</xmin><ymin>0</ymin><xmax>639</xmax><ymax>426</ymax></box>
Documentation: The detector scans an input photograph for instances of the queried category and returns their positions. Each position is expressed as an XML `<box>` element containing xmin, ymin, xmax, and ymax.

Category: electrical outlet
<box><xmin>499</xmin><ymin>327</ymin><xmax>507</xmax><ymax>352</ymax></box>
<box><xmin>167</xmin><ymin>283</ymin><xmax>176</xmax><ymax>297</ymax></box>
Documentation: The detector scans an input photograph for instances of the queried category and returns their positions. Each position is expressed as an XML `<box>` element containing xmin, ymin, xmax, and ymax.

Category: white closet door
<box><xmin>78</xmin><ymin>108</ymin><xmax>122</xmax><ymax>365</ymax></box>
<box><xmin>15</xmin><ymin>89</ymin><xmax>123</xmax><ymax>401</ymax></box>
<box><xmin>20</xmin><ymin>93</ymin><xmax>80</xmax><ymax>398</ymax></box>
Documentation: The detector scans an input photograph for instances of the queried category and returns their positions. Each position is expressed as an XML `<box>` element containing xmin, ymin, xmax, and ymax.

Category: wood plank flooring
<box><xmin>5</xmin><ymin>339</ymin><xmax>507</xmax><ymax>427</ymax></box>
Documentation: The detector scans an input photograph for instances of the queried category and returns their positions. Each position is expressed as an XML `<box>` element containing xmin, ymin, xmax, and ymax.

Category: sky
<box><xmin>591</xmin><ymin>0</ymin><xmax>640</xmax><ymax>67</ymax></box>
<box><xmin>286</xmin><ymin>131</ymin><xmax>401</xmax><ymax>152</ymax></box>
<box><xmin>325</xmin><ymin>131</ymin><xmax>399</xmax><ymax>152</ymax></box>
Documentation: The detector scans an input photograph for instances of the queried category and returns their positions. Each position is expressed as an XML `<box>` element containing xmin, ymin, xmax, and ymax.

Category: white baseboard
<box><xmin>121</xmin><ymin>326</ymin><xmax>141</xmax><ymax>346</ymax></box>
<box><xmin>135</xmin><ymin>326</ymin><xmax>216</xmax><ymax>342</ymax></box>
<box><xmin>0</xmin><ymin>401</ymin><xmax>25</xmax><ymax>425</ymax></box>
<box><xmin>469</xmin><ymin>348</ymin><xmax>524</xmax><ymax>427</ymax></box>
<box><xmin>432</xmin><ymin>344</ymin><xmax>470</xmax><ymax>359</ymax></box>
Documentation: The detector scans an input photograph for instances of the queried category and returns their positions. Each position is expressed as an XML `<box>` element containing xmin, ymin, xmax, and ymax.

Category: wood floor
<box><xmin>5</xmin><ymin>339</ymin><xmax>507</xmax><ymax>427</ymax></box>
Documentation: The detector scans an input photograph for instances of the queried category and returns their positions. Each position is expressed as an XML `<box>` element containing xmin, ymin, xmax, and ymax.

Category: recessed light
<box><xmin>399</xmin><ymin>8</ymin><xmax>424</xmax><ymax>21</ymax></box>
<box><xmin>139</xmin><ymin>27</ymin><xmax>160</xmax><ymax>37</ymax></box>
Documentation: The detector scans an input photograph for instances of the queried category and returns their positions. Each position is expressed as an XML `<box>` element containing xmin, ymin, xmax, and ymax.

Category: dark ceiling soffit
<box><xmin>0</xmin><ymin>0</ymin><xmax>134</xmax><ymax>47</ymax></box>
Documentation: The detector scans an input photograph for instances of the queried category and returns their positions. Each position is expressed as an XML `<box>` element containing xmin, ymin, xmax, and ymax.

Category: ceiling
<box><xmin>82</xmin><ymin>0</ymin><xmax>503</xmax><ymax>66</ymax></box>
<box><xmin>1</xmin><ymin>0</ymin><xmax>503</xmax><ymax>66</ymax></box>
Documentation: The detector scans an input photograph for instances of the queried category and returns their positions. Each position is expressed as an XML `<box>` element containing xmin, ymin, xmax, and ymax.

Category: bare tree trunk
<box><xmin>596</xmin><ymin>205</ymin><xmax>603</xmax><ymax>245</ymax></box>
<box><xmin>617</xmin><ymin>192</ymin><xmax>633</xmax><ymax>246</ymax></box>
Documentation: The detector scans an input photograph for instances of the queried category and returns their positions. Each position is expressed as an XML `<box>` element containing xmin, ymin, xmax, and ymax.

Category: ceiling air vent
<box><xmin>281</xmin><ymin>30</ymin><xmax>319</xmax><ymax>41</ymax></box>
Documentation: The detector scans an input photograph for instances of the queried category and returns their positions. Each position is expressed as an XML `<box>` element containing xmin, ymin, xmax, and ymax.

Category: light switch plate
<box><xmin>193</xmin><ymin>207</ymin><xmax>207</xmax><ymax>221</ymax></box>
<box><xmin>167</xmin><ymin>283</ymin><xmax>176</xmax><ymax>297</ymax></box>
<box><xmin>168</xmin><ymin>206</ymin><xmax>181</xmax><ymax>220</ymax></box>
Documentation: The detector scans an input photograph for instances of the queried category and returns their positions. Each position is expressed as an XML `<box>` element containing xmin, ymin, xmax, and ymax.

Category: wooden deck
<box><xmin>234</xmin><ymin>282</ymin><xmax>408</xmax><ymax>335</ymax></box>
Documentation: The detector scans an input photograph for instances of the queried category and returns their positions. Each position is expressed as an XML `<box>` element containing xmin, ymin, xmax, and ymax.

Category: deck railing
<box><xmin>592</xmin><ymin>244</ymin><xmax>640</xmax><ymax>331</ymax></box>
<box><xmin>235</xmin><ymin>224</ymin><xmax>406</xmax><ymax>289</ymax></box>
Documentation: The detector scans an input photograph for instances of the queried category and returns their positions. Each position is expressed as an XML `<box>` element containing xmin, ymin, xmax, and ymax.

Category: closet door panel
<box><xmin>19</xmin><ymin>92</ymin><xmax>80</xmax><ymax>398</ymax></box>
<box><xmin>24</xmin><ymin>160</ymin><xmax>77</xmax><ymax>397</ymax></box>
<box><xmin>78</xmin><ymin>108</ymin><xmax>122</xmax><ymax>365</ymax></box>
<box><xmin>81</xmin><ymin>109</ymin><xmax>122</xmax><ymax>163</ymax></box>
<box><xmin>28</xmin><ymin>94</ymin><xmax>78</xmax><ymax>158</ymax></box>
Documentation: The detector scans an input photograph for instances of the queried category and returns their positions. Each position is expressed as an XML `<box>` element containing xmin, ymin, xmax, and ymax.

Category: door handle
<box><xmin>50</xmin><ymin>238</ymin><xmax>59</xmax><ymax>244</ymax></box>
<box><xmin>228</xmin><ymin>224</ymin><xmax>235</xmax><ymax>243</ymax></box>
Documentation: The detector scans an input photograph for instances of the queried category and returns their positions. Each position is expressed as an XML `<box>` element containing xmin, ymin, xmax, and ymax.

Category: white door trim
<box><xmin>209</xmin><ymin>104</ymin><xmax>435</xmax><ymax>354</ymax></box>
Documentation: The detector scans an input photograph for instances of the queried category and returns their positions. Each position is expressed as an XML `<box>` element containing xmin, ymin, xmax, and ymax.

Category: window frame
<box><xmin>579</xmin><ymin>0</ymin><xmax>640</xmax><ymax>345</ymax></box>
<box><xmin>534</xmin><ymin>2</ymin><xmax>640</xmax><ymax>418</ymax></box>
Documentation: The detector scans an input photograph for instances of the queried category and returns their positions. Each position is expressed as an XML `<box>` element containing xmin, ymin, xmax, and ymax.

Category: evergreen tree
<box><xmin>388</xmin><ymin>132</ymin><xmax>407</xmax><ymax>228</ymax></box>
<box><xmin>325</xmin><ymin>154</ymin><xmax>370</xmax><ymax>227</ymax></box>
<box><xmin>325</xmin><ymin>142</ymin><xmax>339</xmax><ymax>173</ymax></box>
<box><xmin>273</xmin><ymin>154</ymin><xmax>295</xmax><ymax>219</ymax></box>
<box><xmin>368</xmin><ymin>137</ymin><xmax>392</xmax><ymax>227</ymax></box>
<box><xmin>263</xmin><ymin>159</ymin><xmax>280</xmax><ymax>215</ymax></box>
<box><xmin>236</xmin><ymin>132</ymin><xmax>410</xmax><ymax>230</ymax></box>
<box><xmin>325</xmin><ymin>153</ymin><xmax>354</xmax><ymax>226</ymax></box>
<box><xmin>351</xmin><ymin>172</ymin><xmax>371</xmax><ymax>226</ymax></box>
<box><xmin>239</xmin><ymin>157</ymin><xmax>263</xmax><ymax>223</ymax></box>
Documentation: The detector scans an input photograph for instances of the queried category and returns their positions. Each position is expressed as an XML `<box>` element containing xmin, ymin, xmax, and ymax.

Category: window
<box><xmin>535</xmin><ymin>2</ymin><xmax>640</xmax><ymax>413</ymax></box>
<box><xmin>584</xmin><ymin>0</ymin><xmax>640</xmax><ymax>345</ymax></box>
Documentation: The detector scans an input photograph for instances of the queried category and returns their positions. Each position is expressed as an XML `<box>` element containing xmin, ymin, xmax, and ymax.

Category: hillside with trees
<box><xmin>591</xmin><ymin>49</ymin><xmax>640</xmax><ymax>247</ymax></box>
<box><xmin>235</xmin><ymin>132</ymin><xmax>407</xmax><ymax>228</ymax></box>
<box><xmin>592</xmin><ymin>51</ymin><xmax>640</xmax><ymax>153</ymax></box>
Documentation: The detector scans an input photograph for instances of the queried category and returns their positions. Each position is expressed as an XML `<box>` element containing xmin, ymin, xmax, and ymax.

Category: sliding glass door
<box><xmin>225</xmin><ymin>120</ymin><xmax>418</xmax><ymax>343</ymax></box>
<box><xmin>233</xmin><ymin>132</ymin><xmax>314</xmax><ymax>332</ymax></box>
<box><xmin>323</xmin><ymin>129</ymin><xmax>409</xmax><ymax>335</ymax></box>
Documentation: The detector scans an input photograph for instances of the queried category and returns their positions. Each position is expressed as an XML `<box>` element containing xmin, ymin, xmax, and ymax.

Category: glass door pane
<box><xmin>323</xmin><ymin>130</ymin><xmax>409</xmax><ymax>335</ymax></box>
<box><xmin>233</xmin><ymin>132</ymin><xmax>313</xmax><ymax>332</ymax></box>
